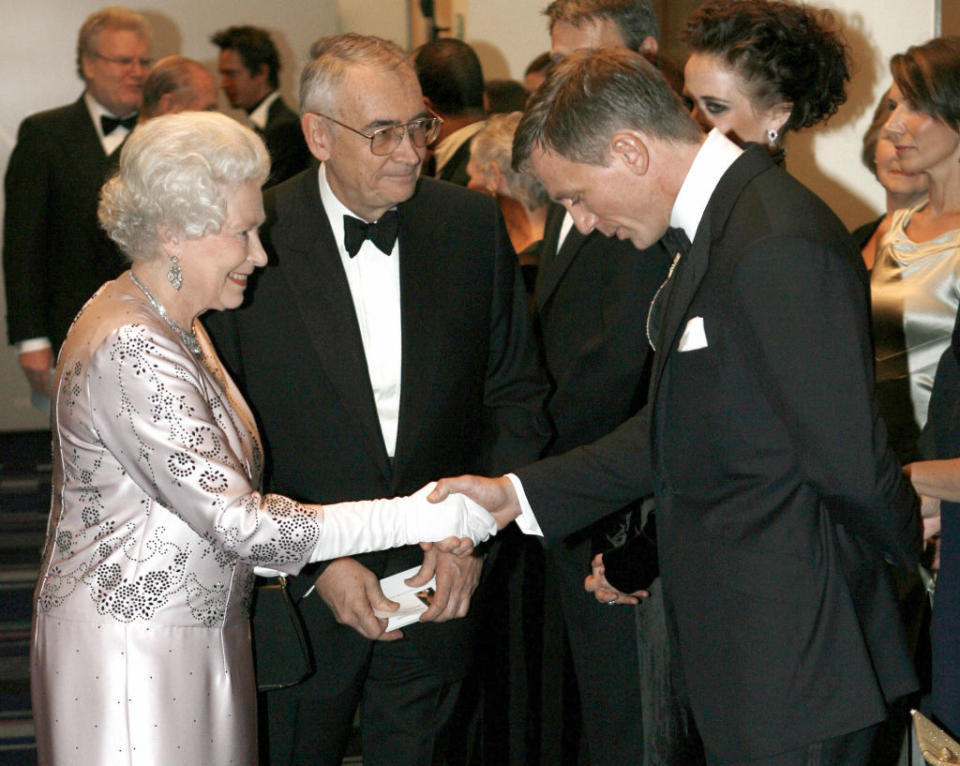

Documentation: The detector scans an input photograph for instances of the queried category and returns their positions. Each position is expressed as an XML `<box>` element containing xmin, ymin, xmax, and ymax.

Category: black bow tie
<box><xmin>101</xmin><ymin>114</ymin><xmax>137</xmax><ymax>135</ymax></box>
<box><xmin>343</xmin><ymin>210</ymin><xmax>399</xmax><ymax>257</ymax></box>
<box><xmin>661</xmin><ymin>226</ymin><xmax>692</xmax><ymax>258</ymax></box>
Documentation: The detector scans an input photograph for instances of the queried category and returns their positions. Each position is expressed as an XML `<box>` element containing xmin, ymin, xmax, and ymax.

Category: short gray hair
<box><xmin>513</xmin><ymin>49</ymin><xmax>700</xmax><ymax>171</ymax></box>
<box><xmin>99</xmin><ymin>112</ymin><xmax>269</xmax><ymax>262</ymax></box>
<box><xmin>76</xmin><ymin>6</ymin><xmax>151</xmax><ymax>80</ymax></box>
<box><xmin>301</xmin><ymin>33</ymin><xmax>414</xmax><ymax>116</ymax></box>
<box><xmin>472</xmin><ymin>113</ymin><xmax>548</xmax><ymax>210</ymax></box>
<box><xmin>544</xmin><ymin>0</ymin><xmax>658</xmax><ymax>51</ymax></box>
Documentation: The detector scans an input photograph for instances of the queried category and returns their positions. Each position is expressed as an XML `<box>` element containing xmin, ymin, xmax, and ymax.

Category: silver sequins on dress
<box><xmin>31</xmin><ymin>274</ymin><xmax>320</xmax><ymax>765</ymax></box>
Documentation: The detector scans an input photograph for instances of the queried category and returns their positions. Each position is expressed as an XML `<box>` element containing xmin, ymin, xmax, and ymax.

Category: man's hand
<box><xmin>19</xmin><ymin>348</ymin><xmax>53</xmax><ymax>397</ymax></box>
<box><xmin>430</xmin><ymin>474</ymin><xmax>521</xmax><ymax>530</ymax></box>
<box><xmin>584</xmin><ymin>552</ymin><xmax>648</xmax><ymax>606</ymax></box>
<box><xmin>406</xmin><ymin>547</ymin><xmax>482</xmax><ymax>623</ymax></box>
<box><xmin>314</xmin><ymin>557</ymin><xmax>404</xmax><ymax>641</ymax></box>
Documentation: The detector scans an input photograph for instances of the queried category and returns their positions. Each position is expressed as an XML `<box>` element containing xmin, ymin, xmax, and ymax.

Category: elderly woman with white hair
<box><xmin>466</xmin><ymin>111</ymin><xmax>549</xmax><ymax>295</ymax></box>
<box><xmin>29</xmin><ymin>111</ymin><xmax>494</xmax><ymax>766</ymax></box>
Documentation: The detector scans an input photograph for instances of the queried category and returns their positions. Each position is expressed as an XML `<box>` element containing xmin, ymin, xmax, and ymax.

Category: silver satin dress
<box><xmin>872</xmin><ymin>200</ymin><xmax>960</xmax><ymax>454</ymax></box>
<box><xmin>31</xmin><ymin>275</ymin><xmax>322</xmax><ymax>765</ymax></box>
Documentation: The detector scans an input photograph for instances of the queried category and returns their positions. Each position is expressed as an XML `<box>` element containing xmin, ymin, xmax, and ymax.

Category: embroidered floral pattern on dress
<box><xmin>36</xmin><ymin>321</ymin><xmax>320</xmax><ymax>625</ymax></box>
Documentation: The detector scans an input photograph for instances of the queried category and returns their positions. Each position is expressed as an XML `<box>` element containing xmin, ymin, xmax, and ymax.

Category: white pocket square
<box><xmin>678</xmin><ymin>316</ymin><xmax>708</xmax><ymax>352</ymax></box>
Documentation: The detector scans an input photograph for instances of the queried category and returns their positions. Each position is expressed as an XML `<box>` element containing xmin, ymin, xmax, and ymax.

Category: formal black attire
<box><xmin>923</xmin><ymin>308</ymin><xmax>960</xmax><ymax>738</ymax></box>
<box><xmin>528</xmin><ymin>203</ymin><xmax>685</xmax><ymax>765</ymax></box>
<box><xmin>206</xmin><ymin>169</ymin><xmax>549</xmax><ymax>766</ymax></box>
<box><xmin>3</xmin><ymin>96</ymin><xmax>127</xmax><ymax>351</ymax></box>
<box><xmin>515</xmin><ymin>139</ymin><xmax>921</xmax><ymax>763</ymax></box>
<box><xmin>256</xmin><ymin>95</ymin><xmax>311</xmax><ymax>188</ymax></box>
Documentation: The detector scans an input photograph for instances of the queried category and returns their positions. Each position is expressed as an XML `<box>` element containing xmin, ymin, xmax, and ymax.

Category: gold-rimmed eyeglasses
<box><xmin>310</xmin><ymin>112</ymin><xmax>443</xmax><ymax>155</ymax></box>
<box><xmin>93</xmin><ymin>53</ymin><xmax>154</xmax><ymax>70</ymax></box>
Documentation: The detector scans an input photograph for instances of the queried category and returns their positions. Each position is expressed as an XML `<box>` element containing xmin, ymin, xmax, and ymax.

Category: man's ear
<box><xmin>639</xmin><ymin>35</ymin><xmax>659</xmax><ymax>62</ymax></box>
<box><xmin>301</xmin><ymin>112</ymin><xmax>331</xmax><ymax>161</ymax></box>
<box><xmin>80</xmin><ymin>54</ymin><xmax>95</xmax><ymax>83</ymax></box>
<box><xmin>610</xmin><ymin>130</ymin><xmax>650</xmax><ymax>176</ymax></box>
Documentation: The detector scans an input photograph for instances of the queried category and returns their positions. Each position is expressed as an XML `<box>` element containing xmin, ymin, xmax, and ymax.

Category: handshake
<box><xmin>415</xmin><ymin>475</ymin><xmax>524</xmax><ymax>556</ymax></box>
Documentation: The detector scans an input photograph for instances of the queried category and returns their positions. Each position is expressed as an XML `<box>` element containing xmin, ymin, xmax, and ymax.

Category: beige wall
<box><xmin>0</xmin><ymin>0</ymin><xmax>944</xmax><ymax>430</ymax></box>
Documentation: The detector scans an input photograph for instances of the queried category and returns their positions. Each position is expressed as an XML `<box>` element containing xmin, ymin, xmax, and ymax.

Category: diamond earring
<box><xmin>167</xmin><ymin>255</ymin><xmax>183</xmax><ymax>291</ymax></box>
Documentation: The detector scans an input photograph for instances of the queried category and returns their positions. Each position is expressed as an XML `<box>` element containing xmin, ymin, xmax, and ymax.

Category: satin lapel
<box><xmin>648</xmin><ymin>229</ymin><xmax>711</xmax><ymax>395</ymax></box>
<box><xmin>273</xmin><ymin>174</ymin><xmax>392</xmax><ymax>474</ymax></box>
<box><xmin>391</xmin><ymin>206</ymin><xmax>442</xmax><ymax>467</ymax></box>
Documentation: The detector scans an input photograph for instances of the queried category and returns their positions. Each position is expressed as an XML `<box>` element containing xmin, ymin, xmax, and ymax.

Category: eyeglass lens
<box><xmin>370</xmin><ymin>119</ymin><xmax>440</xmax><ymax>155</ymax></box>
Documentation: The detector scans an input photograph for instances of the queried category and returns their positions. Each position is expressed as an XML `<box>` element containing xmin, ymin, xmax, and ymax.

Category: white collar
<box><xmin>318</xmin><ymin>162</ymin><xmax>398</xmax><ymax>254</ymax></box>
<box><xmin>670</xmin><ymin>128</ymin><xmax>742</xmax><ymax>244</ymax></box>
<box><xmin>84</xmin><ymin>91</ymin><xmax>135</xmax><ymax>140</ymax></box>
<box><xmin>433</xmin><ymin>119</ymin><xmax>486</xmax><ymax>173</ymax></box>
<box><xmin>248</xmin><ymin>90</ymin><xmax>281</xmax><ymax>130</ymax></box>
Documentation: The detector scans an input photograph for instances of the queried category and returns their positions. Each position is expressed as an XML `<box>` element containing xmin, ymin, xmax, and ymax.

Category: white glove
<box><xmin>308</xmin><ymin>482</ymin><xmax>497</xmax><ymax>564</ymax></box>
<box><xmin>253</xmin><ymin>566</ymin><xmax>285</xmax><ymax>578</ymax></box>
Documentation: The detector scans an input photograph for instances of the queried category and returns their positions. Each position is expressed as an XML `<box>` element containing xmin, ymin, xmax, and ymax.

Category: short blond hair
<box><xmin>76</xmin><ymin>6</ymin><xmax>151</xmax><ymax>80</ymax></box>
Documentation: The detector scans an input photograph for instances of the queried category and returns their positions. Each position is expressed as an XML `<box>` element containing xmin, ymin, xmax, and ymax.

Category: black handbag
<box><xmin>251</xmin><ymin>576</ymin><xmax>314</xmax><ymax>691</ymax></box>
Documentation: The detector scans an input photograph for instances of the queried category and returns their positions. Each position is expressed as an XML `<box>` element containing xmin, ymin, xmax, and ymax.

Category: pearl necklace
<box><xmin>129</xmin><ymin>271</ymin><xmax>202</xmax><ymax>357</ymax></box>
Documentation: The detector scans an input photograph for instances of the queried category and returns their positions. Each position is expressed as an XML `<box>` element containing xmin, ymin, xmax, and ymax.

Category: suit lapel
<box><xmin>272</xmin><ymin>173</ymin><xmax>392</xmax><ymax>475</ymax></box>
<box><xmin>391</xmin><ymin>201</ymin><xmax>442</xmax><ymax>468</ymax></box>
<box><xmin>649</xmin><ymin>146</ymin><xmax>774</xmax><ymax>396</ymax></box>
<box><xmin>536</xmin><ymin>219</ymin><xmax>588</xmax><ymax>309</ymax></box>
<box><xmin>67</xmin><ymin>97</ymin><xmax>110</xmax><ymax>162</ymax></box>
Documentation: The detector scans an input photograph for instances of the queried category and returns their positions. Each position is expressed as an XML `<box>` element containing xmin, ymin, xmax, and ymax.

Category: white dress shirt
<box><xmin>247</xmin><ymin>90</ymin><xmax>281</xmax><ymax>131</ymax></box>
<box><xmin>510</xmin><ymin>128</ymin><xmax>743</xmax><ymax>535</ymax></box>
<box><xmin>318</xmin><ymin>163</ymin><xmax>403</xmax><ymax>457</ymax></box>
<box><xmin>84</xmin><ymin>91</ymin><xmax>134</xmax><ymax>156</ymax></box>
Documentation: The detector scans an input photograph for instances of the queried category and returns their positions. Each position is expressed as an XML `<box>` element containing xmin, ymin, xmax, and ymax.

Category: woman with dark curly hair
<box><xmin>682</xmin><ymin>0</ymin><xmax>849</xmax><ymax>160</ymax></box>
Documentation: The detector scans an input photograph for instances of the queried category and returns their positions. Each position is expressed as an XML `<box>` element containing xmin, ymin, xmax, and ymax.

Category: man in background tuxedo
<box><xmin>514</xmin><ymin>1</ymin><xmax>678</xmax><ymax>763</ymax></box>
<box><xmin>436</xmin><ymin>49</ymin><xmax>921</xmax><ymax>766</ymax></box>
<box><xmin>3</xmin><ymin>6</ymin><xmax>151</xmax><ymax>400</ymax></box>
<box><xmin>414</xmin><ymin>37</ymin><xmax>486</xmax><ymax>186</ymax></box>
<box><xmin>138</xmin><ymin>55</ymin><xmax>218</xmax><ymax>120</ymax></box>
<box><xmin>211</xmin><ymin>25</ymin><xmax>310</xmax><ymax>187</ymax></box>
<box><xmin>206</xmin><ymin>33</ymin><xmax>549</xmax><ymax>766</ymax></box>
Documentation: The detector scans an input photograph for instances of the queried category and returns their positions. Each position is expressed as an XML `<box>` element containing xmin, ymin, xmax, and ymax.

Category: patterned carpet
<box><xmin>0</xmin><ymin>429</ymin><xmax>50</xmax><ymax>766</ymax></box>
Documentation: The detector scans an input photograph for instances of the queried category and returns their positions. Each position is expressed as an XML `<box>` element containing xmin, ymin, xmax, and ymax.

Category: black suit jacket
<box><xmin>517</xmin><ymin>146</ymin><xmax>921</xmax><ymax>760</ymax></box>
<box><xmin>436</xmin><ymin>133</ymin><xmax>473</xmax><ymax>187</ymax></box>
<box><xmin>206</xmin><ymin>170</ymin><xmax>549</xmax><ymax>679</ymax></box>
<box><xmin>259</xmin><ymin>96</ymin><xmax>311</xmax><ymax>188</ymax></box>
<box><xmin>3</xmin><ymin>96</ymin><xmax>127</xmax><ymax>350</ymax></box>
<box><xmin>536</xmin><ymin>203</ymin><xmax>671</xmax><ymax>457</ymax></box>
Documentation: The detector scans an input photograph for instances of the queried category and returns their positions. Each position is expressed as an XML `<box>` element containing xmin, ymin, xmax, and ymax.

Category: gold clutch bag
<box><xmin>913</xmin><ymin>709</ymin><xmax>960</xmax><ymax>765</ymax></box>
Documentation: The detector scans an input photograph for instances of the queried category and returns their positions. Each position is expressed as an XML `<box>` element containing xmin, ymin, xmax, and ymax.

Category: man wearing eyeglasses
<box><xmin>205</xmin><ymin>33</ymin><xmax>550</xmax><ymax>766</ymax></box>
<box><xmin>3</xmin><ymin>6</ymin><xmax>151</xmax><ymax>404</ymax></box>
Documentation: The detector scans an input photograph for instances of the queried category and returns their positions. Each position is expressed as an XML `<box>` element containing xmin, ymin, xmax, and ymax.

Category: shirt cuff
<box><xmin>16</xmin><ymin>337</ymin><xmax>51</xmax><ymax>354</ymax></box>
<box><xmin>506</xmin><ymin>473</ymin><xmax>543</xmax><ymax>537</ymax></box>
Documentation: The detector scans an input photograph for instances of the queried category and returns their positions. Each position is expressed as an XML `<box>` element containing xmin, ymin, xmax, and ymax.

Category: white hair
<box><xmin>471</xmin><ymin>112</ymin><xmax>548</xmax><ymax>210</ymax></box>
<box><xmin>99</xmin><ymin>111</ymin><xmax>269</xmax><ymax>262</ymax></box>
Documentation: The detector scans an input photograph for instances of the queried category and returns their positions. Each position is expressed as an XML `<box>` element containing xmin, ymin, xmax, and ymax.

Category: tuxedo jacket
<box><xmin>206</xmin><ymin>170</ymin><xmax>549</xmax><ymax>679</ymax></box>
<box><xmin>3</xmin><ymin>96</ymin><xmax>127</xmax><ymax>350</ymax></box>
<box><xmin>259</xmin><ymin>96</ymin><xmax>311</xmax><ymax>188</ymax></box>
<box><xmin>436</xmin><ymin>134</ymin><xmax>473</xmax><ymax>187</ymax></box>
<box><xmin>536</xmin><ymin>203</ymin><xmax>671</xmax><ymax>457</ymax></box>
<box><xmin>518</xmin><ymin>146</ymin><xmax>921</xmax><ymax>761</ymax></box>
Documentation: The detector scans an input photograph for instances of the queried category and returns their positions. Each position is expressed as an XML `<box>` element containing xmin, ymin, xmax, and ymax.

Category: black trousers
<box><xmin>261</xmin><ymin>632</ymin><xmax>461</xmax><ymax>766</ymax></box>
<box><xmin>704</xmin><ymin>723</ymin><xmax>880</xmax><ymax>766</ymax></box>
